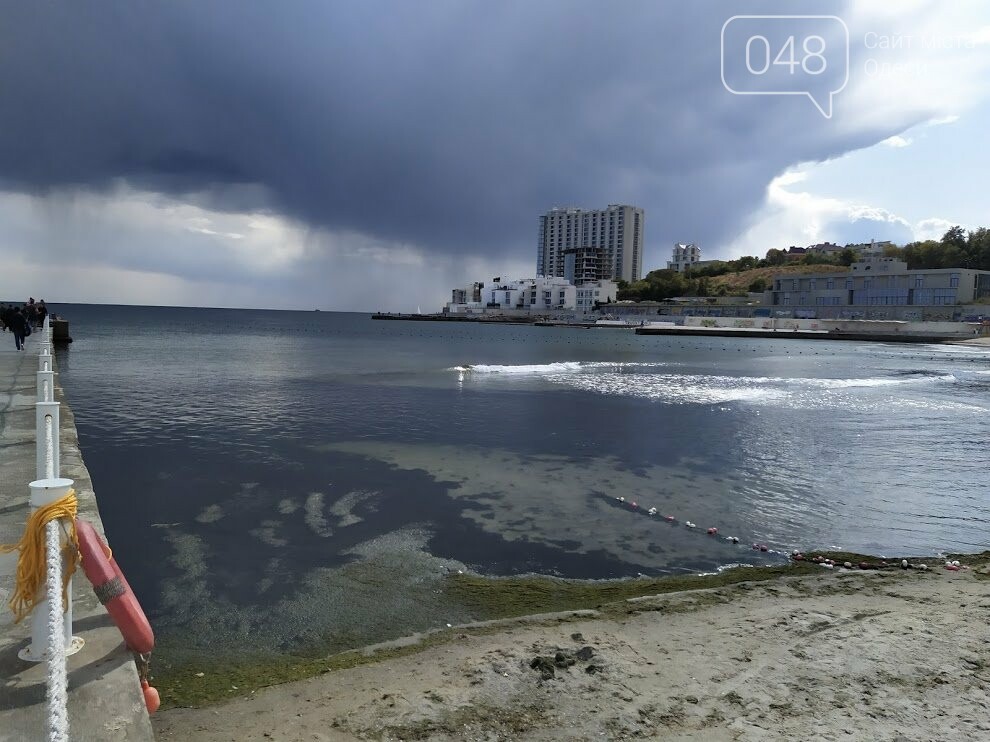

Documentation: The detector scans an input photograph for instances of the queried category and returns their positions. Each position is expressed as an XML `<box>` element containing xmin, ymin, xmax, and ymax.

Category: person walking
<box><xmin>8</xmin><ymin>306</ymin><xmax>28</xmax><ymax>350</ymax></box>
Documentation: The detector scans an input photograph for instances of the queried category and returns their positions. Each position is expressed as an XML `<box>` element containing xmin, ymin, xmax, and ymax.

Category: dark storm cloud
<box><xmin>0</xmin><ymin>0</ymin><xmax>913</xmax><ymax>263</ymax></box>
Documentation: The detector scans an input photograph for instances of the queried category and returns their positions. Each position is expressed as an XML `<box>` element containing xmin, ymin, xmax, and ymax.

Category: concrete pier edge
<box><xmin>0</xmin><ymin>330</ymin><xmax>154</xmax><ymax>740</ymax></box>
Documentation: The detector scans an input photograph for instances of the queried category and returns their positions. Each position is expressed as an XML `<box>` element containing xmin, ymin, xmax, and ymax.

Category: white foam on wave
<box><xmin>448</xmin><ymin>361</ymin><xmax>668</xmax><ymax>375</ymax></box>
<box><xmin>542</xmin><ymin>370</ymin><xmax>980</xmax><ymax>411</ymax></box>
<box><xmin>456</xmin><ymin>361</ymin><xmax>583</xmax><ymax>374</ymax></box>
<box><xmin>548</xmin><ymin>372</ymin><xmax>789</xmax><ymax>405</ymax></box>
<box><xmin>449</xmin><ymin>362</ymin><xmax>980</xmax><ymax>411</ymax></box>
<box><xmin>799</xmin><ymin>374</ymin><xmax>956</xmax><ymax>389</ymax></box>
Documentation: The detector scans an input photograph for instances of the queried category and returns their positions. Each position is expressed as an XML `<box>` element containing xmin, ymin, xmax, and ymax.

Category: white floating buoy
<box><xmin>901</xmin><ymin>560</ymin><xmax>909</xmax><ymax>569</ymax></box>
<box><xmin>685</xmin><ymin>521</ymin><xmax>696</xmax><ymax>529</ymax></box>
<box><xmin>843</xmin><ymin>562</ymin><xmax>853</xmax><ymax>569</ymax></box>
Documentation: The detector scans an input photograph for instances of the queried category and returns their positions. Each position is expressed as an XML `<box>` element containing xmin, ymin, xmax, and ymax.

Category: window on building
<box><xmin>915</xmin><ymin>276</ymin><xmax>924</xmax><ymax>288</ymax></box>
<box><xmin>950</xmin><ymin>273</ymin><xmax>960</xmax><ymax>288</ymax></box>
<box><xmin>845</xmin><ymin>278</ymin><xmax>853</xmax><ymax>289</ymax></box>
<box><xmin>826</xmin><ymin>278</ymin><xmax>834</xmax><ymax>289</ymax></box>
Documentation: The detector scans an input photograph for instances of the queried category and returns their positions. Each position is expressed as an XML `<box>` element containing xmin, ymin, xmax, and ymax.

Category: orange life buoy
<box><xmin>75</xmin><ymin>518</ymin><xmax>154</xmax><ymax>654</ymax></box>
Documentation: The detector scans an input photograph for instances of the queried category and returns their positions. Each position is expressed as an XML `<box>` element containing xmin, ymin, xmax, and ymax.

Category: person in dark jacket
<box><xmin>8</xmin><ymin>307</ymin><xmax>28</xmax><ymax>350</ymax></box>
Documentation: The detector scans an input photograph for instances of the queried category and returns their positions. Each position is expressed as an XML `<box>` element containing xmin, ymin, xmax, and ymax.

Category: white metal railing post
<box><xmin>38</xmin><ymin>346</ymin><xmax>52</xmax><ymax>373</ymax></box>
<box><xmin>19</xmin><ymin>478</ymin><xmax>79</xmax><ymax>660</ymax></box>
<box><xmin>35</xmin><ymin>402</ymin><xmax>60</xmax><ymax>482</ymax></box>
<box><xmin>37</xmin><ymin>370</ymin><xmax>55</xmax><ymax>403</ymax></box>
<box><xmin>18</xmin><ymin>478</ymin><xmax>85</xmax><ymax>742</ymax></box>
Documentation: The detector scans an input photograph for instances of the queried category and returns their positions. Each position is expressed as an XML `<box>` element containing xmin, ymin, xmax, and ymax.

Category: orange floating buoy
<box><xmin>75</xmin><ymin>518</ymin><xmax>155</xmax><ymax>654</ymax></box>
<box><xmin>141</xmin><ymin>679</ymin><xmax>161</xmax><ymax>714</ymax></box>
<box><xmin>759</xmin><ymin>544</ymin><xmax>768</xmax><ymax>552</ymax></box>
<box><xmin>663</xmin><ymin>515</ymin><xmax>675</xmax><ymax>522</ymax></box>
<box><xmin>707</xmin><ymin>527</ymin><xmax>717</xmax><ymax>536</ymax></box>
<box><xmin>945</xmin><ymin>564</ymin><xmax>960</xmax><ymax>571</ymax></box>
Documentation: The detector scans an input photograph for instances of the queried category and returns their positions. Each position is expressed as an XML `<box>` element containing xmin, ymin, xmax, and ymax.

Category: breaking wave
<box><xmin>448</xmin><ymin>361</ymin><xmax>668</xmax><ymax>374</ymax></box>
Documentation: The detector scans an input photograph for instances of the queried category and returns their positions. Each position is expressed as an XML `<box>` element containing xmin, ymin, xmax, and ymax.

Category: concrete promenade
<box><xmin>0</xmin><ymin>331</ymin><xmax>153</xmax><ymax>740</ymax></box>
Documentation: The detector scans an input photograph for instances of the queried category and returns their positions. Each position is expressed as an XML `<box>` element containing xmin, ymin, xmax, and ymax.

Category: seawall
<box><xmin>0</xmin><ymin>334</ymin><xmax>154</xmax><ymax>739</ymax></box>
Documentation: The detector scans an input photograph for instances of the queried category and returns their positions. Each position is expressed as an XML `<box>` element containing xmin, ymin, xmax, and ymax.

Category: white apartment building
<box><xmin>537</xmin><ymin>205</ymin><xmax>644</xmax><ymax>284</ymax></box>
<box><xmin>445</xmin><ymin>277</ymin><xmax>617</xmax><ymax>315</ymax></box>
<box><xmin>575</xmin><ymin>280</ymin><xmax>618</xmax><ymax>313</ymax></box>
<box><xmin>667</xmin><ymin>243</ymin><xmax>701</xmax><ymax>272</ymax></box>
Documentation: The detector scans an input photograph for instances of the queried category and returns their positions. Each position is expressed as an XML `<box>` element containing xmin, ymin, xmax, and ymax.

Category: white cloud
<box><xmin>723</xmin><ymin>167</ymin><xmax>956</xmax><ymax>257</ymax></box>
<box><xmin>879</xmin><ymin>135</ymin><xmax>912</xmax><ymax>147</ymax></box>
<box><xmin>914</xmin><ymin>217</ymin><xmax>956</xmax><ymax>240</ymax></box>
<box><xmin>927</xmin><ymin>115</ymin><xmax>960</xmax><ymax>126</ymax></box>
<box><xmin>838</xmin><ymin>2</ymin><xmax>990</xmax><ymax>132</ymax></box>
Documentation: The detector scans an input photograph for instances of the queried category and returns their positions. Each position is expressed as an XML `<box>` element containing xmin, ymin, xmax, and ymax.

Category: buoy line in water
<box><xmin>598</xmin><ymin>494</ymin><xmax>969</xmax><ymax>573</ymax></box>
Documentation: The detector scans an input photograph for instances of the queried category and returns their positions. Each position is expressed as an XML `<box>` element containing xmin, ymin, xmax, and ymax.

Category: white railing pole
<box><xmin>35</xmin><ymin>402</ymin><xmax>60</xmax><ymax>482</ymax></box>
<box><xmin>37</xmin><ymin>370</ymin><xmax>55</xmax><ymax>403</ymax></box>
<box><xmin>18</xmin><ymin>479</ymin><xmax>84</xmax><ymax>735</ymax></box>
<box><xmin>38</xmin><ymin>347</ymin><xmax>52</xmax><ymax>373</ymax></box>
<box><xmin>19</xmin><ymin>478</ymin><xmax>82</xmax><ymax>658</ymax></box>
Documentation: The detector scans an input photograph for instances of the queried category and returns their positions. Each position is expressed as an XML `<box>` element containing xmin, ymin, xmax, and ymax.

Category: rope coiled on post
<box><xmin>0</xmin><ymin>489</ymin><xmax>79</xmax><ymax>623</ymax></box>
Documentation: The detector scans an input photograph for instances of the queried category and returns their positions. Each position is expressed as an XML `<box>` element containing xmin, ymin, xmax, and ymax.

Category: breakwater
<box><xmin>634</xmin><ymin>326</ymin><xmax>961</xmax><ymax>343</ymax></box>
<box><xmin>373</xmin><ymin>312</ymin><xmax>535</xmax><ymax>324</ymax></box>
<box><xmin>0</xmin><ymin>329</ymin><xmax>153</xmax><ymax>740</ymax></box>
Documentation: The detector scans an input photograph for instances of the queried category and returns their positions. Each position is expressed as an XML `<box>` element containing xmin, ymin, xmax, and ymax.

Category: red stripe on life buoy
<box><xmin>75</xmin><ymin>518</ymin><xmax>154</xmax><ymax>655</ymax></box>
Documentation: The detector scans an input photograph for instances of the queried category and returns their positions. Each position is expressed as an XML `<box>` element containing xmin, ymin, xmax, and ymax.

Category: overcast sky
<box><xmin>1</xmin><ymin>1</ymin><xmax>988</xmax><ymax>311</ymax></box>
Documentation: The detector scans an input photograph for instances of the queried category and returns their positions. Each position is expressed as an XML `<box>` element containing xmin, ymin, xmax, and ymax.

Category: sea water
<box><xmin>52</xmin><ymin>305</ymin><xmax>990</xmax><ymax>655</ymax></box>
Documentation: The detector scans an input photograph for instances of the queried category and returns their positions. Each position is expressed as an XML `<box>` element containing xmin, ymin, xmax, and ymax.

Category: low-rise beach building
<box><xmin>769</xmin><ymin>258</ymin><xmax>990</xmax><ymax>319</ymax></box>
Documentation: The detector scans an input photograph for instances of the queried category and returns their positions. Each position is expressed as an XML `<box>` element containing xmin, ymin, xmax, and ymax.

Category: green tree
<box><xmin>765</xmin><ymin>248</ymin><xmax>786</xmax><ymax>266</ymax></box>
<box><xmin>838</xmin><ymin>248</ymin><xmax>857</xmax><ymax>266</ymax></box>
<box><xmin>748</xmin><ymin>277</ymin><xmax>768</xmax><ymax>292</ymax></box>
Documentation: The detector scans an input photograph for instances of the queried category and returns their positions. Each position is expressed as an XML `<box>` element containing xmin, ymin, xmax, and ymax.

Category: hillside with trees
<box><xmin>617</xmin><ymin>226</ymin><xmax>990</xmax><ymax>303</ymax></box>
<box><xmin>895</xmin><ymin>227</ymin><xmax>990</xmax><ymax>270</ymax></box>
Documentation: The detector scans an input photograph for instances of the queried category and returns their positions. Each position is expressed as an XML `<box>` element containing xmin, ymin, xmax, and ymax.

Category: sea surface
<box><xmin>51</xmin><ymin>304</ymin><xmax>990</xmax><ymax>657</ymax></box>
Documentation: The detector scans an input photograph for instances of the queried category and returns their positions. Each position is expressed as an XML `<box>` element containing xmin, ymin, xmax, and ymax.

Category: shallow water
<box><xmin>52</xmin><ymin>305</ymin><xmax>990</xmax><ymax>655</ymax></box>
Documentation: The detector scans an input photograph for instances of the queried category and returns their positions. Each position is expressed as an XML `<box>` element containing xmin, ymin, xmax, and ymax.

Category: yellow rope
<box><xmin>0</xmin><ymin>490</ymin><xmax>79</xmax><ymax>623</ymax></box>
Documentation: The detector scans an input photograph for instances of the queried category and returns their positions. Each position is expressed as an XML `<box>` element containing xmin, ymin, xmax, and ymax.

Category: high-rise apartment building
<box><xmin>536</xmin><ymin>205</ymin><xmax>644</xmax><ymax>284</ymax></box>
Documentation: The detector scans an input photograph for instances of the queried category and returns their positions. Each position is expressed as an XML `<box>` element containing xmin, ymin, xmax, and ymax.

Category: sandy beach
<box><xmin>152</xmin><ymin>562</ymin><xmax>990</xmax><ymax>741</ymax></box>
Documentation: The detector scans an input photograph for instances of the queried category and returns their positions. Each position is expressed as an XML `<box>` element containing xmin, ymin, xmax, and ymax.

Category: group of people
<box><xmin>1</xmin><ymin>298</ymin><xmax>49</xmax><ymax>351</ymax></box>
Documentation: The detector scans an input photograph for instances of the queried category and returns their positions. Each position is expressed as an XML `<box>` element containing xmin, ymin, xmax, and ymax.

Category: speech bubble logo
<box><xmin>721</xmin><ymin>15</ymin><xmax>849</xmax><ymax>119</ymax></box>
